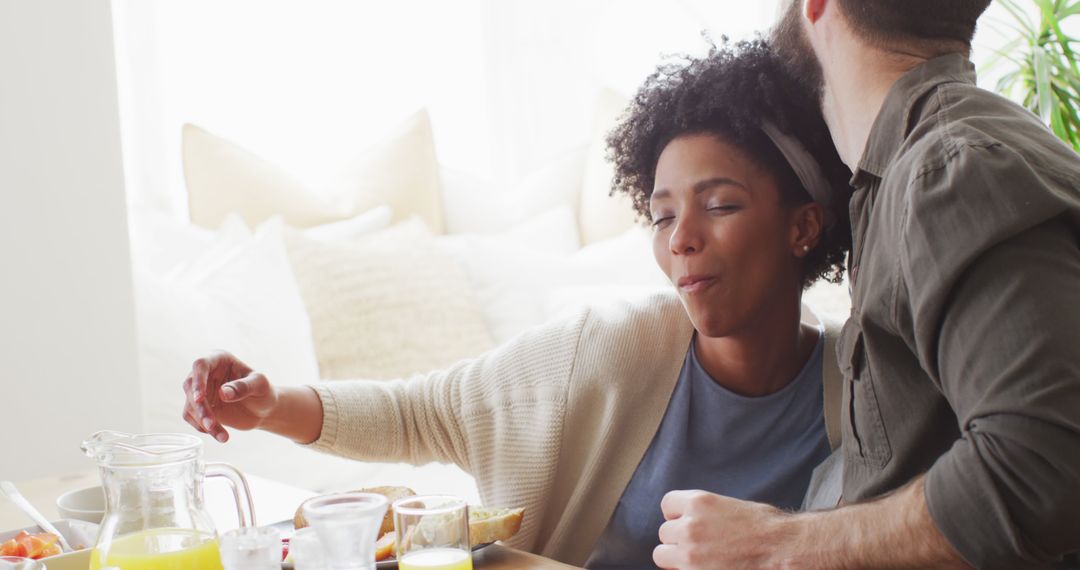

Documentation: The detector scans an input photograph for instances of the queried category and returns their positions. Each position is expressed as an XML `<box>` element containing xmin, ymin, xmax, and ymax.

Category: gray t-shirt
<box><xmin>586</xmin><ymin>334</ymin><xmax>831</xmax><ymax>569</ymax></box>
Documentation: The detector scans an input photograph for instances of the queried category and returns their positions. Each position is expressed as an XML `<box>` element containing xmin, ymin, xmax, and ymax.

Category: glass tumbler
<box><xmin>290</xmin><ymin>527</ymin><xmax>327</xmax><ymax>570</ymax></box>
<box><xmin>303</xmin><ymin>493</ymin><xmax>388</xmax><ymax>570</ymax></box>
<box><xmin>219</xmin><ymin>526</ymin><xmax>281</xmax><ymax>570</ymax></box>
<box><xmin>393</xmin><ymin>495</ymin><xmax>472</xmax><ymax>570</ymax></box>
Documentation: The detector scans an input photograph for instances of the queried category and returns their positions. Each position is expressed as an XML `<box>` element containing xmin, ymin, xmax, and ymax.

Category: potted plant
<box><xmin>987</xmin><ymin>0</ymin><xmax>1080</xmax><ymax>152</ymax></box>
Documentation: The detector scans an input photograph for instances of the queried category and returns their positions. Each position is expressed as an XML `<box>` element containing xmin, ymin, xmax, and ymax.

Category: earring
<box><xmin>802</xmin><ymin>245</ymin><xmax>810</xmax><ymax>253</ymax></box>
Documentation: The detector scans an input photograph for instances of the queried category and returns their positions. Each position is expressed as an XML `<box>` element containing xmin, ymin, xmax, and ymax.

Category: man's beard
<box><xmin>771</xmin><ymin>0</ymin><xmax>825</xmax><ymax>104</ymax></box>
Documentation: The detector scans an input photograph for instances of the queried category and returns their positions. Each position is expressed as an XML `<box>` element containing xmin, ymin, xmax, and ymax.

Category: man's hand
<box><xmin>182</xmin><ymin>351</ymin><xmax>280</xmax><ymax>442</ymax></box>
<box><xmin>653</xmin><ymin>479</ymin><xmax>972</xmax><ymax>570</ymax></box>
<box><xmin>654</xmin><ymin>490</ymin><xmax>793</xmax><ymax>569</ymax></box>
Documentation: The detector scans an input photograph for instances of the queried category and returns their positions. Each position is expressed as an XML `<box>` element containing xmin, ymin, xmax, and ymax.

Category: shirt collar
<box><xmin>852</xmin><ymin>53</ymin><xmax>977</xmax><ymax>186</ymax></box>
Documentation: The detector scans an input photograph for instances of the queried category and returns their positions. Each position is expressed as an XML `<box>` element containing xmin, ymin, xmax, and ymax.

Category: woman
<box><xmin>181</xmin><ymin>39</ymin><xmax>851</xmax><ymax>569</ymax></box>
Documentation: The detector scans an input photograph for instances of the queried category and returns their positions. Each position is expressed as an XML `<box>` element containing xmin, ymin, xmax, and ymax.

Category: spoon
<box><xmin>0</xmin><ymin>480</ymin><xmax>73</xmax><ymax>552</ymax></box>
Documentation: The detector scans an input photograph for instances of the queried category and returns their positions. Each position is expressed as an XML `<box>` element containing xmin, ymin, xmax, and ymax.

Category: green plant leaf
<box><xmin>1034</xmin><ymin>47</ymin><xmax>1056</xmax><ymax>123</ymax></box>
<box><xmin>982</xmin><ymin>38</ymin><xmax>1029</xmax><ymax>74</ymax></box>
<box><xmin>1061</xmin><ymin>3</ymin><xmax>1080</xmax><ymax>18</ymax></box>
<box><xmin>1060</xmin><ymin>106</ymin><xmax>1080</xmax><ymax>151</ymax></box>
<box><xmin>998</xmin><ymin>0</ymin><xmax>1037</xmax><ymax>36</ymax></box>
<box><xmin>1033</xmin><ymin>0</ymin><xmax>1055</xmax><ymax>17</ymax></box>
<box><xmin>1034</xmin><ymin>0</ymin><xmax>1055</xmax><ymax>15</ymax></box>
<box><xmin>1063</xmin><ymin>72</ymin><xmax>1080</xmax><ymax>93</ymax></box>
<box><xmin>988</xmin><ymin>0</ymin><xmax>1080</xmax><ymax>152</ymax></box>
<box><xmin>1039</xmin><ymin>2</ymin><xmax>1080</xmax><ymax>76</ymax></box>
<box><xmin>1059</xmin><ymin>0</ymin><xmax>1080</xmax><ymax>17</ymax></box>
<box><xmin>1049</xmin><ymin>104</ymin><xmax>1067</xmax><ymax>139</ymax></box>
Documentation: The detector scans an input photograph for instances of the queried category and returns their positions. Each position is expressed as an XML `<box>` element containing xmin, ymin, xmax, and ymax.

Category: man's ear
<box><xmin>805</xmin><ymin>0</ymin><xmax>828</xmax><ymax>24</ymax></box>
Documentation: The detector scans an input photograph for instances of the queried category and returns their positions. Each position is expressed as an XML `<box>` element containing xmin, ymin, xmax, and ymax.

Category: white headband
<box><xmin>760</xmin><ymin>121</ymin><xmax>837</xmax><ymax>230</ymax></box>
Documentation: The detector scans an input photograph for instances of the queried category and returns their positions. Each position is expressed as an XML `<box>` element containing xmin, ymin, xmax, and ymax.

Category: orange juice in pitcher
<box><xmin>80</xmin><ymin>432</ymin><xmax>255</xmax><ymax>570</ymax></box>
<box><xmin>89</xmin><ymin>528</ymin><xmax>222</xmax><ymax>570</ymax></box>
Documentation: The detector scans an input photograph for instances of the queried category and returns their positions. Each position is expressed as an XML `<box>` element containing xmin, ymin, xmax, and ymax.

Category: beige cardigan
<box><xmin>309</xmin><ymin>291</ymin><xmax>841</xmax><ymax>566</ymax></box>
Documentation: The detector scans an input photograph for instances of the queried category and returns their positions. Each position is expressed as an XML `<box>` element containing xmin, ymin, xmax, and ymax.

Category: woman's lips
<box><xmin>678</xmin><ymin>274</ymin><xmax>717</xmax><ymax>293</ymax></box>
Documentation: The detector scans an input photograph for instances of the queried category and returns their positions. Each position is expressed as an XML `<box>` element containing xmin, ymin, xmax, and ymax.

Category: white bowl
<box><xmin>55</xmin><ymin>487</ymin><xmax>104</xmax><ymax>524</ymax></box>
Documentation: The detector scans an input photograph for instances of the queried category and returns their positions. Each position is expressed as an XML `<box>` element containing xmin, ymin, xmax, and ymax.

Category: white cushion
<box><xmin>546</xmin><ymin>226</ymin><xmax>670</xmax><ymax>318</ymax></box>
<box><xmin>285</xmin><ymin>219</ymin><xmax>493</xmax><ymax>380</ymax></box>
<box><xmin>578</xmin><ymin>88</ymin><xmax>640</xmax><ymax>244</ymax></box>
<box><xmin>298</xmin><ymin>205</ymin><xmax>393</xmax><ymax>243</ymax></box>
<box><xmin>134</xmin><ymin>219</ymin><xmax>325</xmax><ymax>479</ymax></box>
<box><xmin>183</xmin><ymin>124</ymin><xmax>350</xmax><ymax>230</ymax></box>
<box><xmin>183</xmin><ymin>110</ymin><xmax>445</xmax><ymax>233</ymax></box>
<box><xmin>133</xmin><ymin>217</ymin><xmax>481</xmax><ymax>496</ymax></box>
<box><xmin>129</xmin><ymin>209</ymin><xmax>228</xmax><ymax>275</ymax></box>
<box><xmin>440</xmin><ymin>147</ymin><xmax>587</xmax><ymax>235</ymax></box>
<box><xmin>437</xmin><ymin>207</ymin><xmax>581</xmax><ymax>344</ymax></box>
<box><xmin>322</xmin><ymin>110</ymin><xmax>445</xmax><ymax>233</ymax></box>
<box><xmin>437</xmin><ymin>216</ymin><xmax>670</xmax><ymax>345</ymax></box>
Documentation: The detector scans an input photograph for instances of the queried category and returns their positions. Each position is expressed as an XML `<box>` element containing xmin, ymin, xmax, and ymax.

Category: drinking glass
<box><xmin>290</xmin><ymin>527</ymin><xmax>327</xmax><ymax>570</ymax></box>
<box><xmin>0</xmin><ymin>557</ymin><xmax>45</xmax><ymax>570</ymax></box>
<box><xmin>303</xmin><ymin>493</ymin><xmax>388</xmax><ymax>570</ymax></box>
<box><xmin>393</xmin><ymin>495</ymin><xmax>472</xmax><ymax>570</ymax></box>
<box><xmin>219</xmin><ymin>526</ymin><xmax>281</xmax><ymax>570</ymax></box>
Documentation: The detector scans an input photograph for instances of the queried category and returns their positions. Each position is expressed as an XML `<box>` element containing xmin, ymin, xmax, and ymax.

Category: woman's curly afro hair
<box><xmin>606</xmin><ymin>38</ymin><xmax>851</xmax><ymax>289</ymax></box>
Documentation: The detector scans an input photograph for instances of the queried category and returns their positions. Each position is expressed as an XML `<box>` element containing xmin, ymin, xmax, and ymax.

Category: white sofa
<box><xmin>129</xmin><ymin>110</ymin><xmax>851</xmax><ymax>507</ymax></box>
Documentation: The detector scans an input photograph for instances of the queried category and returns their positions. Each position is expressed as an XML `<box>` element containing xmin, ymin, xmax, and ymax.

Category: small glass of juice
<box><xmin>393</xmin><ymin>496</ymin><xmax>472</xmax><ymax>570</ymax></box>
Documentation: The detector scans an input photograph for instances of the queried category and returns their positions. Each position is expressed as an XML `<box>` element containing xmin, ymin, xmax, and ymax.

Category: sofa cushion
<box><xmin>183</xmin><ymin>110</ymin><xmax>445</xmax><ymax>233</ymax></box>
<box><xmin>285</xmin><ymin>219</ymin><xmax>493</xmax><ymax>380</ymax></box>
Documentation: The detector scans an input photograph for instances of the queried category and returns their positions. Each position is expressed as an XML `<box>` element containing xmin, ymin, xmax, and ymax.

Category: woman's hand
<box><xmin>182</xmin><ymin>351</ymin><xmax>280</xmax><ymax>443</ymax></box>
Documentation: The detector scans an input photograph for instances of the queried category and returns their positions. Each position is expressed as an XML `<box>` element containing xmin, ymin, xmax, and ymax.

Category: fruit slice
<box><xmin>374</xmin><ymin>531</ymin><xmax>396</xmax><ymax>561</ymax></box>
<box><xmin>0</xmin><ymin>536</ymin><xmax>27</xmax><ymax>557</ymax></box>
<box><xmin>0</xmin><ymin>531</ymin><xmax>61</xmax><ymax>559</ymax></box>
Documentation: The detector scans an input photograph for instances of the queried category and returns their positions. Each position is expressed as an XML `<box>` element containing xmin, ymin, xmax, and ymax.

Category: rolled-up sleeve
<box><xmin>916</xmin><ymin>219</ymin><xmax>1080</xmax><ymax>568</ymax></box>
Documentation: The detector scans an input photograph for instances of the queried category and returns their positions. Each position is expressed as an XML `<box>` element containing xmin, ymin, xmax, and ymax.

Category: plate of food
<box><xmin>280</xmin><ymin>486</ymin><xmax>524</xmax><ymax>569</ymax></box>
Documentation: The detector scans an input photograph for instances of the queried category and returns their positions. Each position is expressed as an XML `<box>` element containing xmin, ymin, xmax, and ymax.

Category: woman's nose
<box><xmin>669</xmin><ymin>215</ymin><xmax>704</xmax><ymax>255</ymax></box>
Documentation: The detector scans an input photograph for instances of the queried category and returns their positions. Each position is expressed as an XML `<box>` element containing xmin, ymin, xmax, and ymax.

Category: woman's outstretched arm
<box><xmin>182</xmin><ymin>351</ymin><xmax>324</xmax><ymax>444</ymax></box>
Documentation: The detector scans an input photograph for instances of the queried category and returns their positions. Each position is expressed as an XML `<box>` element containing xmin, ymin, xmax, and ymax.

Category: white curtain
<box><xmin>110</xmin><ymin>0</ymin><xmax>777</xmax><ymax>221</ymax></box>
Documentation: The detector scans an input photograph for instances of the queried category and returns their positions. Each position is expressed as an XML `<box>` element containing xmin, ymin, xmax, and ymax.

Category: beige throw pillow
<box><xmin>322</xmin><ymin>110</ymin><xmax>446</xmax><ymax>233</ymax></box>
<box><xmin>578</xmin><ymin>88</ymin><xmax>640</xmax><ymax>245</ymax></box>
<box><xmin>183</xmin><ymin>110</ymin><xmax>445</xmax><ymax>233</ymax></box>
<box><xmin>284</xmin><ymin>219</ymin><xmax>493</xmax><ymax>380</ymax></box>
<box><xmin>183</xmin><ymin>124</ymin><xmax>350</xmax><ymax>229</ymax></box>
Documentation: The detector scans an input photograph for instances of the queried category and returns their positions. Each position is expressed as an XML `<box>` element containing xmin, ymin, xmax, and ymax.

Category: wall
<box><xmin>0</xmin><ymin>0</ymin><xmax>142</xmax><ymax>480</ymax></box>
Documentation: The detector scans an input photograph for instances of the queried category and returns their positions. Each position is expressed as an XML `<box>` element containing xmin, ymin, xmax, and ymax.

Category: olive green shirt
<box><xmin>841</xmin><ymin>53</ymin><xmax>1080</xmax><ymax>569</ymax></box>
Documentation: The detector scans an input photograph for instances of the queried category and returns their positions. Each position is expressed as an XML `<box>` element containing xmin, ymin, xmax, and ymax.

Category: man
<box><xmin>653</xmin><ymin>1</ymin><xmax>1080</xmax><ymax>568</ymax></box>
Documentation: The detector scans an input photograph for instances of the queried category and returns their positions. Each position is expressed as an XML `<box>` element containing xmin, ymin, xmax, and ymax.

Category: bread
<box><xmin>468</xmin><ymin>507</ymin><xmax>525</xmax><ymax>547</ymax></box>
<box><xmin>294</xmin><ymin>486</ymin><xmax>416</xmax><ymax>538</ymax></box>
<box><xmin>294</xmin><ymin>488</ymin><xmax>525</xmax><ymax>553</ymax></box>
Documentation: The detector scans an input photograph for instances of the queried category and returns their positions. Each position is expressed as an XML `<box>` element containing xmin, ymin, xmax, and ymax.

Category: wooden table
<box><xmin>0</xmin><ymin>469</ymin><xmax>316</xmax><ymax>531</ymax></box>
<box><xmin>476</xmin><ymin>544</ymin><xmax>582</xmax><ymax>569</ymax></box>
<box><xmin>1</xmin><ymin>470</ymin><xmax>581</xmax><ymax>569</ymax></box>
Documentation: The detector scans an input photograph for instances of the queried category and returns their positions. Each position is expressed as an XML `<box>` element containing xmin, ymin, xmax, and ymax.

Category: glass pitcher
<box><xmin>81</xmin><ymin>431</ymin><xmax>256</xmax><ymax>570</ymax></box>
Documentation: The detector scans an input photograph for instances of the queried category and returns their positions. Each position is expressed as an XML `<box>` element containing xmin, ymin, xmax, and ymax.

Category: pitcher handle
<box><xmin>206</xmin><ymin>462</ymin><xmax>257</xmax><ymax>528</ymax></box>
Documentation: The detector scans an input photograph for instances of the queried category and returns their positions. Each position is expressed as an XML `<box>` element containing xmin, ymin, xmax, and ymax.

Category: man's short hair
<box><xmin>837</xmin><ymin>0</ymin><xmax>992</xmax><ymax>49</ymax></box>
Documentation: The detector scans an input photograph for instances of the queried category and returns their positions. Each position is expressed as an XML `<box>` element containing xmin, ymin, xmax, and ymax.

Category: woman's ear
<box><xmin>790</xmin><ymin>202</ymin><xmax>824</xmax><ymax>258</ymax></box>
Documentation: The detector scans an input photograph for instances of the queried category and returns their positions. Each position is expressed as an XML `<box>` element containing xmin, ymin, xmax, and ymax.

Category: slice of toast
<box><xmin>468</xmin><ymin>507</ymin><xmax>525</xmax><ymax>547</ymax></box>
